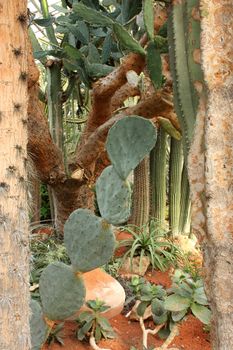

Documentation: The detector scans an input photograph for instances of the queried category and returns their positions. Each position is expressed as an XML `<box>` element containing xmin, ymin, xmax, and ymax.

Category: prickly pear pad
<box><xmin>39</xmin><ymin>262</ymin><xmax>86</xmax><ymax>320</ymax></box>
<box><xmin>96</xmin><ymin>165</ymin><xmax>132</xmax><ymax>225</ymax></box>
<box><xmin>30</xmin><ymin>299</ymin><xmax>49</xmax><ymax>350</ymax></box>
<box><xmin>106</xmin><ymin>116</ymin><xmax>157</xmax><ymax>179</ymax></box>
<box><xmin>64</xmin><ymin>209</ymin><xmax>116</xmax><ymax>272</ymax></box>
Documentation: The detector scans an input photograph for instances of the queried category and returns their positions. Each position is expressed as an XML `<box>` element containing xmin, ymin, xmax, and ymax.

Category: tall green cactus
<box><xmin>168</xmin><ymin>0</ymin><xmax>204</xmax><ymax>157</ymax></box>
<box><xmin>150</xmin><ymin>128</ymin><xmax>168</xmax><ymax>227</ymax></box>
<box><xmin>30</xmin><ymin>116</ymin><xmax>157</xmax><ymax>349</ymax></box>
<box><xmin>167</xmin><ymin>0</ymin><xmax>203</xmax><ymax>236</ymax></box>
<box><xmin>129</xmin><ymin>157</ymin><xmax>150</xmax><ymax>227</ymax></box>
<box><xmin>169</xmin><ymin>139</ymin><xmax>183</xmax><ymax>237</ymax></box>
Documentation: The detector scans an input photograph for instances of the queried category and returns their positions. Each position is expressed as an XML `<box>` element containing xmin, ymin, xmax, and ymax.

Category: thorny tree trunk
<box><xmin>0</xmin><ymin>1</ymin><xmax>31</xmax><ymax>349</ymax></box>
<box><xmin>188</xmin><ymin>1</ymin><xmax>233</xmax><ymax>349</ymax></box>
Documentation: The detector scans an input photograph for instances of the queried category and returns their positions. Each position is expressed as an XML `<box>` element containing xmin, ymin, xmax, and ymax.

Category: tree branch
<box><xmin>73</xmin><ymin>92</ymin><xmax>176</xmax><ymax>177</ymax></box>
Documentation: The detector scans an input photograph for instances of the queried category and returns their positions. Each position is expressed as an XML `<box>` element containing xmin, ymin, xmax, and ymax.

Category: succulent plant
<box><xmin>30</xmin><ymin>299</ymin><xmax>50</xmax><ymax>350</ymax></box>
<box><xmin>64</xmin><ymin>208</ymin><xmax>116</xmax><ymax>272</ymax></box>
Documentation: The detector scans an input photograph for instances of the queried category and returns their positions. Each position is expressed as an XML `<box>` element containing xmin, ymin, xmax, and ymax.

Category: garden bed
<box><xmin>42</xmin><ymin>269</ymin><xmax>211</xmax><ymax>350</ymax></box>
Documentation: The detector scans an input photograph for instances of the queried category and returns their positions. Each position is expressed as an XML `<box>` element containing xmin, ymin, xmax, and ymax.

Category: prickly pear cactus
<box><xmin>64</xmin><ymin>209</ymin><xmax>116</xmax><ymax>272</ymax></box>
<box><xmin>106</xmin><ymin>116</ymin><xmax>157</xmax><ymax>180</ymax></box>
<box><xmin>96</xmin><ymin>165</ymin><xmax>132</xmax><ymax>225</ymax></box>
<box><xmin>30</xmin><ymin>299</ymin><xmax>50</xmax><ymax>350</ymax></box>
<box><xmin>39</xmin><ymin>262</ymin><xmax>86</xmax><ymax>320</ymax></box>
<box><xmin>31</xmin><ymin>115</ymin><xmax>157</xmax><ymax>349</ymax></box>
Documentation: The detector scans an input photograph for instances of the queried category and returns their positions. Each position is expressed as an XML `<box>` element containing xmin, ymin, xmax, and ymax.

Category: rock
<box><xmin>67</xmin><ymin>268</ymin><xmax>125</xmax><ymax>320</ymax></box>
<box><xmin>119</xmin><ymin>256</ymin><xmax>150</xmax><ymax>276</ymax></box>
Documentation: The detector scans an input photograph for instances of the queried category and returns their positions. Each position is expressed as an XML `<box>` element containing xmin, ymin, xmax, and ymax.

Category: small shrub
<box><xmin>164</xmin><ymin>269</ymin><xmax>211</xmax><ymax>325</ymax></box>
<box><xmin>76</xmin><ymin>300</ymin><xmax>115</xmax><ymax>347</ymax></box>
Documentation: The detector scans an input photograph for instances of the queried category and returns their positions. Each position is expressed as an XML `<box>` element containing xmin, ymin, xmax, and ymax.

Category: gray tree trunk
<box><xmin>0</xmin><ymin>1</ymin><xmax>30</xmax><ymax>349</ymax></box>
<box><xmin>188</xmin><ymin>1</ymin><xmax>233</xmax><ymax>348</ymax></box>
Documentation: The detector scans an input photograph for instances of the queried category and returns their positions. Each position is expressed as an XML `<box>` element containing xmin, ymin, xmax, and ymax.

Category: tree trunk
<box><xmin>0</xmin><ymin>1</ymin><xmax>30</xmax><ymax>349</ymax></box>
<box><xmin>188</xmin><ymin>1</ymin><xmax>233</xmax><ymax>348</ymax></box>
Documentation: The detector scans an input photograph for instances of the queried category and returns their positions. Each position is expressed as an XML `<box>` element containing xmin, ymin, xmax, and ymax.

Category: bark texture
<box><xmin>0</xmin><ymin>1</ymin><xmax>30</xmax><ymax>349</ymax></box>
<box><xmin>188</xmin><ymin>1</ymin><xmax>233</xmax><ymax>348</ymax></box>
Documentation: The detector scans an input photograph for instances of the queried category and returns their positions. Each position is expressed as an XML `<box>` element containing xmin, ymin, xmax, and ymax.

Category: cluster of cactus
<box><xmin>150</xmin><ymin>0</ymin><xmax>204</xmax><ymax>235</ymax></box>
<box><xmin>30</xmin><ymin>115</ymin><xmax>157</xmax><ymax>349</ymax></box>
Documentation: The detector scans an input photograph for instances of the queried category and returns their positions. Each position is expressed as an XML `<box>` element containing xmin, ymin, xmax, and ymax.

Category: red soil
<box><xmin>42</xmin><ymin>269</ymin><xmax>211</xmax><ymax>350</ymax></box>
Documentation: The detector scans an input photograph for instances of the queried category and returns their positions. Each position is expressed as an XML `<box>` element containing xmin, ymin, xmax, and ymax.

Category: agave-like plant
<box><xmin>118</xmin><ymin>220</ymin><xmax>181</xmax><ymax>273</ymax></box>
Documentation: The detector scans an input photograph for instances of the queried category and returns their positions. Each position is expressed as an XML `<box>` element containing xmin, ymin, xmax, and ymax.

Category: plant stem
<box><xmin>155</xmin><ymin>324</ymin><xmax>179</xmax><ymax>349</ymax></box>
<box><xmin>139</xmin><ymin>317</ymin><xmax>164</xmax><ymax>349</ymax></box>
<box><xmin>89</xmin><ymin>330</ymin><xmax>110</xmax><ymax>350</ymax></box>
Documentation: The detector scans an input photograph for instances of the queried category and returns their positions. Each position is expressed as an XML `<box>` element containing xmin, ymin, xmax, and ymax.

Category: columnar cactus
<box><xmin>30</xmin><ymin>116</ymin><xmax>157</xmax><ymax>349</ymax></box>
<box><xmin>167</xmin><ymin>0</ymin><xmax>204</xmax><ymax>157</ymax></box>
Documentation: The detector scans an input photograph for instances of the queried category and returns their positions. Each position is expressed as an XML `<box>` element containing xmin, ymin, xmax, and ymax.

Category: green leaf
<box><xmin>137</xmin><ymin>301</ymin><xmax>149</xmax><ymax>317</ymax></box>
<box><xmin>63</xmin><ymin>44</ymin><xmax>83</xmax><ymax>60</ymax></box>
<box><xmin>193</xmin><ymin>287</ymin><xmax>209</xmax><ymax>306</ymax></box>
<box><xmin>146</xmin><ymin>41</ymin><xmax>162</xmax><ymax>89</ymax></box>
<box><xmin>95</xmin><ymin>324</ymin><xmax>102</xmax><ymax>342</ymax></box>
<box><xmin>73</xmin><ymin>3</ymin><xmax>114</xmax><ymax>26</ymax></box>
<box><xmin>113</xmin><ymin>23</ymin><xmax>146</xmax><ymax>55</ymax></box>
<box><xmin>164</xmin><ymin>294</ymin><xmax>191</xmax><ymax>312</ymax></box>
<box><xmin>77</xmin><ymin>327</ymin><xmax>86</xmax><ymax>341</ymax></box>
<box><xmin>80</xmin><ymin>320</ymin><xmax>93</xmax><ymax>335</ymax></box>
<box><xmin>158</xmin><ymin>326</ymin><xmax>170</xmax><ymax>339</ymax></box>
<box><xmin>153</xmin><ymin>312</ymin><xmax>168</xmax><ymax>325</ymax></box>
<box><xmin>171</xmin><ymin>309</ymin><xmax>187</xmax><ymax>322</ymax></box>
<box><xmin>88</xmin><ymin>43</ymin><xmax>100</xmax><ymax>63</ymax></box>
<box><xmin>157</xmin><ymin>117</ymin><xmax>182</xmax><ymax>140</ymax></box>
<box><xmin>102</xmin><ymin>33</ymin><xmax>112</xmax><ymax>63</ymax></box>
<box><xmin>34</xmin><ymin>18</ymin><xmax>54</xmax><ymax>27</ymax></box>
<box><xmin>121</xmin><ymin>0</ymin><xmax>142</xmax><ymax>24</ymax></box>
<box><xmin>151</xmin><ymin>298</ymin><xmax>165</xmax><ymax>316</ymax></box>
<box><xmin>52</xmin><ymin>4</ymin><xmax>69</xmax><ymax>13</ymax></box>
<box><xmin>143</xmin><ymin>0</ymin><xmax>154</xmax><ymax>40</ymax></box>
<box><xmin>191</xmin><ymin>303</ymin><xmax>211</xmax><ymax>325</ymax></box>
<box><xmin>78</xmin><ymin>311</ymin><xmax>95</xmax><ymax>323</ymax></box>
<box><xmin>97</xmin><ymin>316</ymin><xmax>113</xmax><ymax>332</ymax></box>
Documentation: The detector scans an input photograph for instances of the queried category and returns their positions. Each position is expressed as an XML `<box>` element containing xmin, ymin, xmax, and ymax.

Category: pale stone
<box><xmin>67</xmin><ymin>268</ymin><xmax>125</xmax><ymax>320</ymax></box>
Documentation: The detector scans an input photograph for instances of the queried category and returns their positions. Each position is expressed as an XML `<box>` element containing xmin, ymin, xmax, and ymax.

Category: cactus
<box><xmin>106</xmin><ymin>116</ymin><xmax>157</xmax><ymax>180</ymax></box>
<box><xmin>96</xmin><ymin>165</ymin><xmax>132</xmax><ymax>225</ymax></box>
<box><xmin>129</xmin><ymin>156</ymin><xmax>150</xmax><ymax>227</ymax></box>
<box><xmin>179</xmin><ymin>165</ymin><xmax>191</xmax><ymax>235</ymax></box>
<box><xmin>30</xmin><ymin>300</ymin><xmax>50</xmax><ymax>350</ymax></box>
<box><xmin>64</xmin><ymin>209</ymin><xmax>116</xmax><ymax>272</ymax></box>
<box><xmin>31</xmin><ymin>116</ymin><xmax>157</xmax><ymax>349</ymax></box>
<box><xmin>150</xmin><ymin>128</ymin><xmax>168</xmax><ymax>227</ymax></box>
<box><xmin>167</xmin><ymin>0</ymin><xmax>204</xmax><ymax>157</ymax></box>
<box><xmin>39</xmin><ymin>262</ymin><xmax>86</xmax><ymax>320</ymax></box>
<box><xmin>169</xmin><ymin>139</ymin><xmax>183</xmax><ymax>237</ymax></box>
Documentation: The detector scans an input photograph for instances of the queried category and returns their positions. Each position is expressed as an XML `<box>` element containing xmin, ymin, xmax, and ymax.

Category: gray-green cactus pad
<box><xmin>30</xmin><ymin>299</ymin><xmax>49</xmax><ymax>350</ymax></box>
<box><xmin>64</xmin><ymin>208</ymin><xmax>116</xmax><ymax>272</ymax></box>
<box><xmin>106</xmin><ymin>116</ymin><xmax>157</xmax><ymax>179</ymax></box>
<box><xmin>96</xmin><ymin>165</ymin><xmax>132</xmax><ymax>225</ymax></box>
<box><xmin>39</xmin><ymin>262</ymin><xmax>86</xmax><ymax>320</ymax></box>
